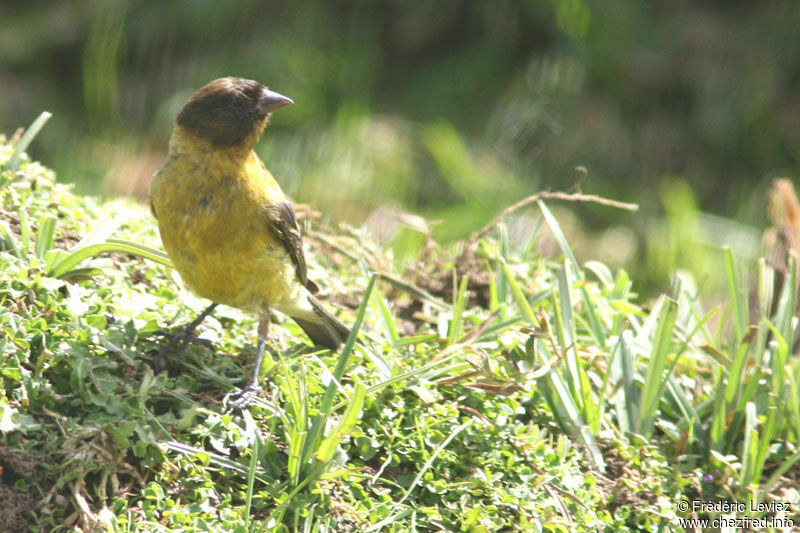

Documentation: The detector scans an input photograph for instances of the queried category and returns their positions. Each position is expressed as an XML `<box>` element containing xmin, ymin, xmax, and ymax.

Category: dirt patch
<box><xmin>304</xmin><ymin>213</ymin><xmax>493</xmax><ymax>336</ymax></box>
<box><xmin>411</xmin><ymin>243</ymin><xmax>492</xmax><ymax>308</ymax></box>
<box><xmin>128</xmin><ymin>267</ymin><xmax>151</xmax><ymax>286</ymax></box>
<box><xmin>0</xmin><ymin>446</ymin><xmax>48</xmax><ymax>530</ymax></box>
<box><xmin>0</xmin><ymin>209</ymin><xmax>82</xmax><ymax>253</ymax></box>
<box><xmin>0</xmin><ymin>484</ymin><xmax>36</xmax><ymax>532</ymax></box>
<box><xmin>52</xmin><ymin>229</ymin><xmax>81</xmax><ymax>250</ymax></box>
<box><xmin>0</xmin><ymin>210</ymin><xmax>21</xmax><ymax>253</ymax></box>
<box><xmin>389</xmin><ymin>242</ymin><xmax>492</xmax><ymax>335</ymax></box>
<box><xmin>0</xmin><ymin>209</ymin><xmax>21</xmax><ymax>235</ymax></box>
<box><xmin>597</xmin><ymin>443</ymin><xmax>659</xmax><ymax>515</ymax></box>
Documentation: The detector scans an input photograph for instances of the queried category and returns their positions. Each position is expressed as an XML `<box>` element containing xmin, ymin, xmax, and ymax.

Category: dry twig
<box><xmin>475</xmin><ymin>189</ymin><xmax>639</xmax><ymax>240</ymax></box>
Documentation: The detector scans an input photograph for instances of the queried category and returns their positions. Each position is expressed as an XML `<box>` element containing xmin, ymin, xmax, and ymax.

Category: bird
<box><xmin>148</xmin><ymin>77</ymin><xmax>350</xmax><ymax>407</ymax></box>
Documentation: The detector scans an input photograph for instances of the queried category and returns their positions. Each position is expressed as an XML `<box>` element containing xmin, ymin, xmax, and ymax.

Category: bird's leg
<box><xmin>228</xmin><ymin>314</ymin><xmax>271</xmax><ymax>409</ymax></box>
<box><xmin>153</xmin><ymin>303</ymin><xmax>218</xmax><ymax>373</ymax></box>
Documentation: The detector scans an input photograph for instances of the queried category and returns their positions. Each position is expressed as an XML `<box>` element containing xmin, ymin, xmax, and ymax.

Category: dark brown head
<box><xmin>176</xmin><ymin>77</ymin><xmax>293</xmax><ymax>148</ymax></box>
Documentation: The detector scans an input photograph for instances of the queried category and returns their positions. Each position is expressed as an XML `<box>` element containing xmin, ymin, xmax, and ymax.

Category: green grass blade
<box><xmin>106</xmin><ymin>238</ymin><xmax>174</xmax><ymax>266</ymax></box>
<box><xmin>359</xmin><ymin>344</ymin><xmax>392</xmax><ymax>380</ymax></box>
<box><xmin>276</xmin><ymin>355</ymin><xmax>307</xmax><ymax>484</ymax></box>
<box><xmin>755</xmin><ymin>258</ymin><xmax>773</xmax><ymax>353</ymax></box>
<box><xmin>737</xmin><ymin>364</ymin><xmax>763</xmax><ymax>409</ymax></box>
<box><xmin>724</xmin><ymin>340</ymin><xmax>751</xmax><ymax>404</ymax></box>
<box><xmin>393</xmin><ymin>333</ymin><xmax>440</xmax><ymax>347</ymax></box>
<box><xmin>163</xmin><ymin>441</ymin><xmax>272</xmax><ymax>484</ymax></box>
<box><xmin>764</xmin><ymin>448</ymin><xmax>800</xmax><ymax>494</ymax></box>
<box><xmin>448</xmin><ymin>274</ymin><xmax>469</xmax><ymax>344</ymax></box>
<box><xmin>316</xmin><ymin>381</ymin><xmax>366</xmax><ymax>462</ymax></box>
<box><xmin>709</xmin><ymin>367</ymin><xmax>726</xmax><ymax>451</ymax></box>
<box><xmin>242</xmin><ymin>410</ymin><xmax>260</xmax><ymax>529</ymax></box>
<box><xmin>330</xmin><ymin>350</ymin><xmax>463</xmax><ymax>412</ymax></box>
<box><xmin>763</xmin><ymin>318</ymin><xmax>790</xmax><ymax>398</ymax></box>
<box><xmin>49</xmin><ymin>239</ymin><xmax>172</xmax><ymax>278</ymax></box>
<box><xmin>610</xmin><ymin>330</ymin><xmax>637</xmax><ymax>434</ymax></box>
<box><xmin>371</xmin><ymin>288</ymin><xmax>399</xmax><ymax>345</ymax></box>
<box><xmin>538</xmin><ymin>200</ymin><xmax>579</xmax><ymax>277</ymax></box>
<box><xmin>59</xmin><ymin>266</ymin><xmax>105</xmax><ymax>281</ymax></box>
<box><xmin>0</xmin><ymin>220</ymin><xmax>19</xmax><ymax>257</ymax></box>
<box><xmin>19</xmin><ymin>210</ymin><xmax>30</xmax><ymax>255</ymax></box>
<box><xmin>772</xmin><ymin>254</ymin><xmax>797</xmax><ymax>373</ymax></box>
<box><xmin>535</xmin><ymin>338</ymin><xmax>605</xmax><ymax>470</ymax></box>
<box><xmin>499</xmin><ymin>257</ymin><xmax>535</xmax><ymax>324</ymax></box>
<box><xmin>579</xmin><ymin>283</ymin><xmax>607</xmax><ymax>346</ymax></box>
<box><xmin>584</xmin><ymin>260</ymin><xmax>613</xmax><ymax>287</ymax></box>
<box><xmin>638</xmin><ymin>296</ymin><xmax>678</xmax><ymax>436</ymax></box>
<box><xmin>665</xmin><ymin>377</ymin><xmax>707</xmax><ymax>454</ymax></box>
<box><xmin>34</xmin><ymin>215</ymin><xmax>57</xmax><ymax>259</ymax></box>
<box><xmin>787</xmin><ymin>370</ymin><xmax>800</xmax><ymax>440</ymax></box>
<box><xmin>635</xmin><ymin>296</ymin><xmax>664</xmax><ymax>347</ymax></box>
<box><xmin>376</xmin><ymin>271</ymin><xmax>450</xmax><ymax>312</ymax></box>
<box><xmin>496</xmin><ymin>223</ymin><xmax>509</xmax><ymax>313</ymax></box>
<box><xmin>740</xmin><ymin>402</ymin><xmax>758</xmax><ymax>487</ymax></box>
<box><xmin>752</xmin><ymin>405</ymin><xmax>776</xmax><ymax>487</ymax></box>
<box><xmin>554</xmin><ymin>264</ymin><xmax>582</xmax><ymax>409</ymax></box>
<box><xmin>43</xmin><ymin>248</ymin><xmax>66</xmax><ymax>274</ymax></box>
<box><xmin>3</xmin><ymin>111</ymin><xmax>52</xmax><ymax>173</ymax></box>
<box><xmin>287</xmin><ymin>425</ymin><xmax>307</xmax><ymax>487</ymax></box>
<box><xmin>300</xmin><ymin>273</ymin><xmax>374</xmax><ymax>469</ymax></box>
<box><xmin>62</xmin><ymin>217</ymin><xmax>122</xmax><ymax>254</ymax></box>
<box><xmin>264</xmin><ymin>463</ymin><xmax>328</xmax><ymax>528</ymax></box>
<box><xmin>723</xmin><ymin>247</ymin><xmax>747</xmax><ymax>342</ymax></box>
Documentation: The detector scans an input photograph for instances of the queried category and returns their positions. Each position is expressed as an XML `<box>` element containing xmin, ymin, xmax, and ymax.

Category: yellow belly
<box><xmin>150</xmin><ymin>139</ymin><xmax>298</xmax><ymax>313</ymax></box>
<box><xmin>165</xmin><ymin>221</ymin><xmax>296</xmax><ymax>312</ymax></box>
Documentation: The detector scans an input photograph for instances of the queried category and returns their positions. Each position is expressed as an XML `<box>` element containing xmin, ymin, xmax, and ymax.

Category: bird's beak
<box><xmin>259</xmin><ymin>88</ymin><xmax>293</xmax><ymax>114</ymax></box>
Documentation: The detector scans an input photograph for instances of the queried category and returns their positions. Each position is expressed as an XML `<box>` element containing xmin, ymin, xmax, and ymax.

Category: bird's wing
<box><xmin>267</xmin><ymin>201</ymin><xmax>319</xmax><ymax>293</ymax></box>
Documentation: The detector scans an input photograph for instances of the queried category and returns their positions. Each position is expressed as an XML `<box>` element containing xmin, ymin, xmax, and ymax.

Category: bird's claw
<box><xmin>226</xmin><ymin>384</ymin><xmax>263</xmax><ymax>410</ymax></box>
<box><xmin>152</xmin><ymin>328</ymin><xmax>214</xmax><ymax>373</ymax></box>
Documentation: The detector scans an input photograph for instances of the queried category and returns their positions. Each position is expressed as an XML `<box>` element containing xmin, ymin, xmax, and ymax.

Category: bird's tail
<box><xmin>290</xmin><ymin>294</ymin><xmax>350</xmax><ymax>350</ymax></box>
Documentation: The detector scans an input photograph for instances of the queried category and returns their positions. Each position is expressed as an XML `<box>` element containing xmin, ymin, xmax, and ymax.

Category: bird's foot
<box><xmin>152</xmin><ymin>303</ymin><xmax>218</xmax><ymax>373</ymax></box>
<box><xmin>226</xmin><ymin>384</ymin><xmax>263</xmax><ymax>410</ymax></box>
<box><xmin>152</xmin><ymin>328</ymin><xmax>214</xmax><ymax>374</ymax></box>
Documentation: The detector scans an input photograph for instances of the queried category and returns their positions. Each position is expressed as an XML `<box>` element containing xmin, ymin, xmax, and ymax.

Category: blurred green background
<box><xmin>2</xmin><ymin>0</ymin><xmax>799</xmax><ymax>293</ymax></box>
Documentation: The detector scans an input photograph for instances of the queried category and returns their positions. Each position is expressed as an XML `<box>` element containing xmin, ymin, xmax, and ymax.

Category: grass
<box><xmin>1</xmin><ymin>120</ymin><xmax>799</xmax><ymax>531</ymax></box>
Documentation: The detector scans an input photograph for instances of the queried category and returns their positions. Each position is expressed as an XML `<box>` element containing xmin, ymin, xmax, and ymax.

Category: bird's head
<box><xmin>175</xmin><ymin>77</ymin><xmax>293</xmax><ymax>149</ymax></box>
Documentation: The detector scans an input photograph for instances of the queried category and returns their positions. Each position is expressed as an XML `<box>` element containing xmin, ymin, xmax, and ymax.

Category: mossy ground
<box><xmin>1</xmin><ymin>136</ymin><xmax>798</xmax><ymax>531</ymax></box>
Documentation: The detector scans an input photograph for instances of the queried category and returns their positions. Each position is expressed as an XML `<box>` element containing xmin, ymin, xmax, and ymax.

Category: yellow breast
<box><xmin>149</xmin><ymin>129</ymin><xmax>298</xmax><ymax>312</ymax></box>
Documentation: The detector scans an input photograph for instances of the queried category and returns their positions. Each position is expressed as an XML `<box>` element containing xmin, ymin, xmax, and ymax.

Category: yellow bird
<box><xmin>149</xmin><ymin>77</ymin><xmax>350</xmax><ymax>407</ymax></box>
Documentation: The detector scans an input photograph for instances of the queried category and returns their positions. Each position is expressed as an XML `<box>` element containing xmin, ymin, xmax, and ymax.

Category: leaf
<box><xmin>316</xmin><ymin>381</ymin><xmax>366</xmax><ymax>462</ymax></box>
<box><xmin>3</xmin><ymin>111</ymin><xmax>52</xmax><ymax>173</ymax></box>
<box><xmin>35</xmin><ymin>215</ymin><xmax>57</xmax><ymax>259</ymax></box>
<box><xmin>48</xmin><ymin>239</ymin><xmax>172</xmax><ymax>278</ymax></box>
<box><xmin>0</xmin><ymin>220</ymin><xmax>19</xmax><ymax>257</ymax></box>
